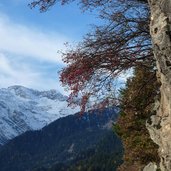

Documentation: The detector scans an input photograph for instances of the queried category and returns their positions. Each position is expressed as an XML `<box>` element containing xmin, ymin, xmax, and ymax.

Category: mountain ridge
<box><xmin>0</xmin><ymin>108</ymin><xmax>122</xmax><ymax>171</ymax></box>
<box><xmin>0</xmin><ymin>85</ymin><xmax>79</xmax><ymax>145</ymax></box>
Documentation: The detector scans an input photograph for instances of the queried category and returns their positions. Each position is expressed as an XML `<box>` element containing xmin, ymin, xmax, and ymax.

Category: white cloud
<box><xmin>0</xmin><ymin>53</ymin><xmax>30</xmax><ymax>86</ymax></box>
<box><xmin>0</xmin><ymin>52</ymin><xmax>66</xmax><ymax>92</ymax></box>
<box><xmin>119</xmin><ymin>69</ymin><xmax>133</xmax><ymax>83</ymax></box>
<box><xmin>0</xmin><ymin>53</ymin><xmax>40</xmax><ymax>88</ymax></box>
<box><xmin>0</xmin><ymin>12</ymin><xmax>71</xmax><ymax>92</ymax></box>
<box><xmin>0</xmin><ymin>13</ymin><xmax>68</xmax><ymax>63</ymax></box>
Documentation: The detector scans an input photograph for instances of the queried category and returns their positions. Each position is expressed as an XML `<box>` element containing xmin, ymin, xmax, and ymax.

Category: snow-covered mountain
<box><xmin>0</xmin><ymin>85</ymin><xmax>79</xmax><ymax>145</ymax></box>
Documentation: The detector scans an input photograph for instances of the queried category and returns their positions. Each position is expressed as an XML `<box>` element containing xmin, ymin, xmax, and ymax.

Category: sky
<box><xmin>0</xmin><ymin>0</ymin><xmax>100</xmax><ymax>94</ymax></box>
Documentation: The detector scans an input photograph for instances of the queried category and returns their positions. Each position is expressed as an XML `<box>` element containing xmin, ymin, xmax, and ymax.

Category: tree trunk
<box><xmin>147</xmin><ymin>0</ymin><xmax>171</xmax><ymax>170</ymax></box>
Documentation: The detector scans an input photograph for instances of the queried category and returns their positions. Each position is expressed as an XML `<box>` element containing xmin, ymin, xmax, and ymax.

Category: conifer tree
<box><xmin>115</xmin><ymin>63</ymin><xmax>160</xmax><ymax>170</ymax></box>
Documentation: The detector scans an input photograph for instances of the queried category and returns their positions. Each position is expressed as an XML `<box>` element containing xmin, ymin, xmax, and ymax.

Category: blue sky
<box><xmin>0</xmin><ymin>0</ymin><xmax>100</xmax><ymax>93</ymax></box>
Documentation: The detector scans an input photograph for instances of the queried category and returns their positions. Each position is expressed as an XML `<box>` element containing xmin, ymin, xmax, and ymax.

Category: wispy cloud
<box><xmin>0</xmin><ymin>12</ymin><xmax>68</xmax><ymax>63</ymax></box>
<box><xmin>0</xmin><ymin>52</ymin><xmax>66</xmax><ymax>92</ymax></box>
<box><xmin>0</xmin><ymin>12</ymin><xmax>69</xmax><ymax>92</ymax></box>
<box><xmin>0</xmin><ymin>53</ymin><xmax>38</xmax><ymax>87</ymax></box>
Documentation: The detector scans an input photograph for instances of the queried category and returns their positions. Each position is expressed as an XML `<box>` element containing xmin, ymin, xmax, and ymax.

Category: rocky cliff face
<box><xmin>146</xmin><ymin>0</ymin><xmax>171</xmax><ymax>170</ymax></box>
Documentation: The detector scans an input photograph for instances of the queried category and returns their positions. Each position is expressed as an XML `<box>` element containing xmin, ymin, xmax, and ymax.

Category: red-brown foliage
<box><xmin>30</xmin><ymin>0</ymin><xmax>152</xmax><ymax>112</ymax></box>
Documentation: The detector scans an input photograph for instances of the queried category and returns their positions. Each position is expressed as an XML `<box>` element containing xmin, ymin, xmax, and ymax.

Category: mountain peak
<box><xmin>0</xmin><ymin>85</ymin><xmax>79</xmax><ymax>145</ymax></box>
<box><xmin>7</xmin><ymin>85</ymin><xmax>67</xmax><ymax>101</ymax></box>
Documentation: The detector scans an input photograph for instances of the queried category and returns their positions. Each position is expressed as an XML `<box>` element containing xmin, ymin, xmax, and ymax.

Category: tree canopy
<box><xmin>30</xmin><ymin>0</ymin><xmax>148</xmax><ymax>12</ymax></box>
<box><xmin>115</xmin><ymin>62</ymin><xmax>159</xmax><ymax>170</ymax></box>
<box><xmin>30</xmin><ymin>0</ymin><xmax>152</xmax><ymax>112</ymax></box>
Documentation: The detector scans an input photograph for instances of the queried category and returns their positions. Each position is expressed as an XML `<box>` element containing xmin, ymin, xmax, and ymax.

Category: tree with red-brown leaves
<box><xmin>31</xmin><ymin>1</ymin><xmax>171</xmax><ymax>170</ymax></box>
<box><xmin>30</xmin><ymin>0</ymin><xmax>152</xmax><ymax>113</ymax></box>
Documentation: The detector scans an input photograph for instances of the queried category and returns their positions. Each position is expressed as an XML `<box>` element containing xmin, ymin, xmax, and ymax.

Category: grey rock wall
<box><xmin>147</xmin><ymin>0</ymin><xmax>171</xmax><ymax>170</ymax></box>
<box><xmin>143</xmin><ymin>162</ymin><xmax>157</xmax><ymax>171</ymax></box>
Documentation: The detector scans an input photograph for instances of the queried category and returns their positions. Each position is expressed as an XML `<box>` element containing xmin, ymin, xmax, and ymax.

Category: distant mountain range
<box><xmin>0</xmin><ymin>85</ymin><xmax>79</xmax><ymax>145</ymax></box>
<box><xmin>0</xmin><ymin>108</ymin><xmax>123</xmax><ymax>171</ymax></box>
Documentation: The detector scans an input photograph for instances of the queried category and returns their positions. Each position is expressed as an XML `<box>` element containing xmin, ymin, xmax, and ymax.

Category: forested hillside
<box><xmin>34</xmin><ymin>131</ymin><xmax>123</xmax><ymax>171</ymax></box>
<box><xmin>0</xmin><ymin>108</ymin><xmax>123</xmax><ymax>171</ymax></box>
